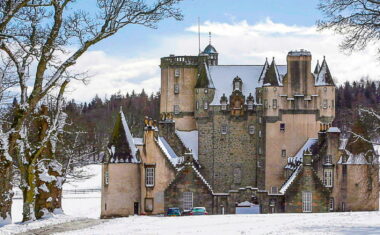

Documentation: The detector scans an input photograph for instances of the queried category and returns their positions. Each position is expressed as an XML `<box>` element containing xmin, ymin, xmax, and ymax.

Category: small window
<box><xmin>323</xmin><ymin>169</ymin><xmax>333</xmax><ymax>187</ymax></box>
<box><xmin>258</xmin><ymin>146</ymin><xmax>262</xmax><ymax>154</ymax></box>
<box><xmin>249</xmin><ymin>125</ymin><xmax>255</xmax><ymax>135</ymax></box>
<box><xmin>259</xmin><ymin>117</ymin><xmax>262</xmax><ymax>124</ymax></box>
<box><xmin>183</xmin><ymin>192</ymin><xmax>193</xmax><ymax>210</ymax></box>
<box><xmin>280</xmin><ymin>123</ymin><xmax>285</xmax><ymax>132</ymax></box>
<box><xmin>204</xmin><ymin>101</ymin><xmax>208</xmax><ymax>110</ymax></box>
<box><xmin>258</xmin><ymin>130</ymin><xmax>262</xmax><ymax>138</ymax></box>
<box><xmin>258</xmin><ymin>97</ymin><xmax>262</xmax><ymax>104</ymax></box>
<box><xmin>174</xmin><ymin>105</ymin><xmax>180</xmax><ymax>114</ymax></box>
<box><xmin>271</xmin><ymin>186</ymin><xmax>278</xmax><ymax>194</ymax></box>
<box><xmin>196</xmin><ymin>101</ymin><xmax>199</xmax><ymax>110</ymax></box>
<box><xmin>233</xmin><ymin>168</ymin><xmax>242</xmax><ymax>184</ymax></box>
<box><xmin>302</xmin><ymin>191</ymin><xmax>312</xmax><ymax>212</ymax></box>
<box><xmin>325</xmin><ymin>155</ymin><xmax>332</xmax><ymax>164</ymax></box>
<box><xmin>174</xmin><ymin>84</ymin><xmax>179</xmax><ymax>94</ymax></box>
<box><xmin>247</xmin><ymin>101</ymin><xmax>254</xmax><ymax>110</ymax></box>
<box><xmin>264</xmin><ymin>99</ymin><xmax>268</xmax><ymax>108</ymax></box>
<box><xmin>323</xmin><ymin>99</ymin><xmax>328</xmax><ymax>109</ymax></box>
<box><xmin>273</xmin><ymin>99</ymin><xmax>277</xmax><ymax>109</ymax></box>
<box><xmin>174</xmin><ymin>68</ymin><xmax>180</xmax><ymax>77</ymax></box>
<box><xmin>281</xmin><ymin>149</ymin><xmax>286</xmax><ymax>158</ymax></box>
<box><xmin>331</xmin><ymin>100</ymin><xmax>335</xmax><ymax>108</ymax></box>
<box><xmin>204</xmin><ymin>89</ymin><xmax>208</xmax><ymax>94</ymax></box>
<box><xmin>221</xmin><ymin>124</ymin><xmax>227</xmax><ymax>135</ymax></box>
<box><xmin>221</xmin><ymin>103</ymin><xmax>227</xmax><ymax>111</ymax></box>
<box><xmin>145</xmin><ymin>168</ymin><xmax>155</xmax><ymax>187</ymax></box>
<box><xmin>104</xmin><ymin>171</ymin><xmax>109</xmax><ymax>185</ymax></box>
<box><xmin>329</xmin><ymin>198</ymin><xmax>334</xmax><ymax>211</ymax></box>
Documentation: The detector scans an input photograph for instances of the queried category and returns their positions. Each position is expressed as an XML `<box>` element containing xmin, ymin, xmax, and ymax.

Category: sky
<box><xmin>66</xmin><ymin>0</ymin><xmax>380</xmax><ymax>102</ymax></box>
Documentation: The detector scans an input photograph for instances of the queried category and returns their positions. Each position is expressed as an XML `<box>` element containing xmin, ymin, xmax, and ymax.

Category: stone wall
<box><xmin>164</xmin><ymin>164</ymin><xmax>214</xmax><ymax>214</ymax></box>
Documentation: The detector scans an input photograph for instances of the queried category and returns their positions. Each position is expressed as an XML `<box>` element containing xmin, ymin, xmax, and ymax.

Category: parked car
<box><xmin>166</xmin><ymin>207</ymin><xmax>182</xmax><ymax>216</ymax></box>
<box><xmin>190</xmin><ymin>207</ymin><xmax>208</xmax><ymax>215</ymax></box>
<box><xmin>182</xmin><ymin>209</ymin><xmax>192</xmax><ymax>216</ymax></box>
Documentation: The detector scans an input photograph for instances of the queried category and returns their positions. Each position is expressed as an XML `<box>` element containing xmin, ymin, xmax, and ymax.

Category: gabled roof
<box><xmin>157</xmin><ymin>137</ymin><xmax>183</xmax><ymax>167</ymax></box>
<box><xmin>263</xmin><ymin>58</ymin><xmax>281</xmax><ymax>86</ymax></box>
<box><xmin>175</xmin><ymin>130</ymin><xmax>198</xmax><ymax>160</ymax></box>
<box><xmin>285</xmin><ymin>138</ymin><xmax>318</xmax><ymax>170</ymax></box>
<box><xmin>108</xmin><ymin>109</ymin><xmax>139</xmax><ymax>163</ymax></box>
<box><xmin>316</xmin><ymin>57</ymin><xmax>334</xmax><ymax>86</ymax></box>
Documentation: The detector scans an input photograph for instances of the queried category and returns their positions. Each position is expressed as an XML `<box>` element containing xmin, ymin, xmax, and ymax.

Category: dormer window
<box><xmin>247</xmin><ymin>93</ymin><xmax>254</xmax><ymax>110</ymax></box>
<box><xmin>233</xmin><ymin>76</ymin><xmax>242</xmax><ymax>91</ymax></box>
<box><xmin>220</xmin><ymin>94</ymin><xmax>228</xmax><ymax>111</ymax></box>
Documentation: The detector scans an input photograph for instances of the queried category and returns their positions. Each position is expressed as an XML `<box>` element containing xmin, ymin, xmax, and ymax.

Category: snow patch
<box><xmin>175</xmin><ymin>130</ymin><xmax>199</xmax><ymax>160</ymax></box>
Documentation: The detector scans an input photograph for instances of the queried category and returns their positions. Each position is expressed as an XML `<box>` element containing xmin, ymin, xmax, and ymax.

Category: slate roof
<box><xmin>176</xmin><ymin>130</ymin><xmax>199</xmax><ymax>160</ymax></box>
<box><xmin>315</xmin><ymin>58</ymin><xmax>334</xmax><ymax>86</ymax></box>
<box><xmin>107</xmin><ymin>109</ymin><xmax>139</xmax><ymax>163</ymax></box>
<box><xmin>208</xmin><ymin>64</ymin><xmax>287</xmax><ymax>105</ymax></box>
<box><xmin>157</xmin><ymin>137</ymin><xmax>183</xmax><ymax>167</ymax></box>
<box><xmin>263</xmin><ymin>58</ymin><xmax>282</xmax><ymax>86</ymax></box>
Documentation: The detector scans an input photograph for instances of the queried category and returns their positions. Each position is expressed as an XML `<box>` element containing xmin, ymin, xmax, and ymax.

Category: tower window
<box><xmin>247</xmin><ymin>100</ymin><xmax>254</xmax><ymax>110</ymax></box>
<box><xmin>280</xmin><ymin>123</ymin><xmax>285</xmax><ymax>132</ymax></box>
<box><xmin>329</xmin><ymin>198</ymin><xmax>334</xmax><ymax>211</ymax></box>
<box><xmin>264</xmin><ymin>99</ymin><xmax>268</xmax><ymax>109</ymax></box>
<box><xmin>323</xmin><ymin>99</ymin><xmax>328</xmax><ymax>109</ymax></box>
<box><xmin>174</xmin><ymin>68</ymin><xmax>180</xmax><ymax>77</ymax></box>
<box><xmin>174</xmin><ymin>84</ymin><xmax>179</xmax><ymax>94</ymax></box>
<box><xmin>174</xmin><ymin>105</ymin><xmax>180</xmax><ymax>114</ymax></box>
<box><xmin>104</xmin><ymin>171</ymin><xmax>109</xmax><ymax>185</ymax></box>
<box><xmin>196</xmin><ymin>101</ymin><xmax>199</xmax><ymax>110</ymax></box>
<box><xmin>249</xmin><ymin>125</ymin><xmax>255</xmax><ymax>135</ymax></box>
<box><xmin>302</xmin><ymin>191</ymin><xmax>312</xmax><ymax>212</ymax></box>
<box><xmin>273</xmin><ymin>99</ymin><xmax>277</xmax><ymax>109</ymax></box>
<box><xmin>145</xmin><ymin>168</ymin><xmax>155</xmax><ymax>187</ymax></box>
<box><xmin>325</xmin><ymin>155</ymin><xmax>332</xmax><ymax>164</ymax></box>
<box><xmin>281</xmin><ymin>149</ymin><xmax>286</xmax><ymax>158</ymax></box>
<box><xmin>221</xmin><ymin>103</ymin><xmax>227</xmax><ymax>111</ymax></box>
<box><xmin>221</xmin><ymin>124</ymin><xmax>228</xmax><ymax>135</ymax></box>
<box><xmin>258</xmin><ymin>130</ymin><xmax>262</xmax><ymax>138</ymax></box>
<box><xmin>204</xmin><ymin>101</ymin><xmax>208</xmax><ymax>110</ymax></box>
<box><xmin>323</xmin><ymin>169</ymin><xmax>333</xmax><ymax>187</ymax></box>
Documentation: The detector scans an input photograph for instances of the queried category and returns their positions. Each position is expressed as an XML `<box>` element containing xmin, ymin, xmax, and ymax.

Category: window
<box><xmin>174</xmin><ymin>84</ymin><xmax>179</xmax><ymax>94</ymax></box>
<box><xmin>196</xmin><ymin>101</ymin><xmax>199</xmax><ymax>110</ymax></box>
<box><xmin>249</xmin><ymin>125</ymin><xmax>255</xmax><ymax>135</ymax></box>
<box><xmin>233</xmin><ymin>168</ymin><xmax>242</xmax><ymax>184</ymax></box>
<box><xmin>325</xmin><ymin>155</ymin><xmax>332</xmax><ymax>164</ymax></box>
<box><xmin>329</xmin><ymin>198</ymin><xmax>334</xmax><ymax>211</ymax></box>
<box><xmin>281</xmin><ymin>149</ymin><xmax>286</xmax><ymax>158</ymax></box>
<box><xmin>302</xmin><ymin>192</ymin><xmax>312</xmax><ymax>212</ymax></box>
<box><xmin>174</xmin><ymin>105</ymin><xmax>180</xmax><ymax>114</ymax></box>
<box><xmin>271</xmin><ymin>187</ymin><xmax>278</xmax><ymax>194</ymax></box>
<box><xmin>221</xmin><ymin>124</ymin><xmax>227</xmax><ymax>135</ymax></box>
<box><xmin>247</xmin><ymin>101</ymin><xmax>254</xmax><ymax>110</ymax></box>
<box><xmin>259</xmin><ymin>117</ymin><xmax>262</xmax><ymax>124</ymax></box>
<box><xmin>331</xmin><ymin>100</ymin><xmax>335</xmax><ymax>108</ymax></box>
<box><xmin>104</xmin><ymin>171</ymin><xmax>109</xmax><ymax>185</ymax></box>
<box><xmin>204</xmin><ymin>101</ymin><xmax>208</xmax><ymax>110</ymax></box>
<box><xmin>234</xmin><ymin>81</ymin><xmax>241</xmax><ymax>91</ymax></box>
<box><xmin>273</xmin><ymin>99</ymin><xmax>278</xmax><ymax>109</ymax></box>
<box><xmin>174</xmin><ymin>68</ymin><xmax>180</xmax><ymax>77</ymax></box>
<box><xmin>145</xmin><ymin>168</ymin><xmax>155</xmax><ymax>187</ymax></box>
<box><xmin>183</xmin><ymin>192</ymin><xmax>193</xmax><ymax>210</ymax></box>
<box><xmin>264</xmin><ymin>99</ymin><xmax>268</xmax><ymax>108</ymax></box>
<box><xmin>280</xmin><ymin>123</ymin><xmax>285</xmax><ymax>132</ymax></box>
<box><xmin>258</xmin><ymin>130</ymin><xmax>262</xmax><ymax>138</ymax></box>
<box><xmin>258</xmin><ymin>146</ymin><xmax>262</xmax><ymax>154</ymax></box>
<box><xmin>221</xmin><ymin>101</ymin><xmax>227</xmax><ymax>111</ymax></box>
<box><xmin>258</xmin><ymin>97</ymin><xmax>262</xmax><ymax>104</ymax></box>
<box><xmin>323</xmin><ymin>99</ymin><xmax>328</xmax><ymax>109</ymax></box>
<box><xmin>323</xmin><ymin>169</ymin><xmax>333</xmax><ymax>187</ymax></box>
<box><xmin>204</xmin><ymin>88</ymin><xmax>208</xmax><ymax>94</ymax></box>
<box><xmin>341</xmin><ymin>202</ymin><xmax>345</xmax><ymax>212</ymax></box>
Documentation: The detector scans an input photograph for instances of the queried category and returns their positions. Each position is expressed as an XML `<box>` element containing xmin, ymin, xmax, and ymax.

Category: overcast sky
<box><xmin>66</xmin><ymin>0</ymin><xmax>380</xmax><ymax>102</ymax></box>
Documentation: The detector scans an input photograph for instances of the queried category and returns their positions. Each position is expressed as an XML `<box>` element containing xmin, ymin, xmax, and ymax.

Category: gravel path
<box><xmin>14</xmin><ymin>218</ymin><xmax>106</xmax><ymax>235</ymax></box>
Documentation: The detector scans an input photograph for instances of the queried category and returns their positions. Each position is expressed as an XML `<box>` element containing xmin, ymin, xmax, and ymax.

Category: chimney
<box><xmin>303</xmin><ymin>149</ymin><xmax>313</xmax><ymax>166</ymax></box>
<box><xmin>286</xmin><ymin>49</ymin><xmax>312</xmax><ymax>95</ymax></box>
<box><xmin>326</xmin><ymin>127</ymin><xmax>341</xmax><ymax>163</ymax></box>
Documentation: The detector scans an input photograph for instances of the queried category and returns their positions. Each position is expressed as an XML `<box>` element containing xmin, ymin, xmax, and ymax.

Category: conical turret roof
<box><xmin>263</xmin><ymin>58</ymin><xmax>281</xmax><ymax>86</ymax></box>
<box><xmin>316</xmin><ymin>57</ymin><xmax>334</xmax><ymax>86</ymax></box>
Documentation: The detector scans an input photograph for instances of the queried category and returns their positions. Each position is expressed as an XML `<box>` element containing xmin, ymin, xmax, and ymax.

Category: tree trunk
<box><xmin>0</xmin><ymin>160</ymin><xmax>13</xmax><ymax>226</ymax></box>
<box><xmin>21</xmin><ymin>164</ymin><xmax>36</xmax><ymax>222</ymax></box>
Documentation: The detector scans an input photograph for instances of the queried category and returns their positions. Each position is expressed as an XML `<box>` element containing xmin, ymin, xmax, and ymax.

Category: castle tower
<box><xmin>262</xmin><ymin>50</ymin><xmax>335</xmax><ymax>192</ymax></box>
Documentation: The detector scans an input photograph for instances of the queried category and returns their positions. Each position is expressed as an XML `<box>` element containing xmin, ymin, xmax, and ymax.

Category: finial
<box><xmin>209</xmin><ymin>32</ymin><xmax>212</xmax><ymax>45</ymax></box>
<box><xmin>265</xmin><ymin>57</ymin><xmax>268</xmax><ymax>62</ymax></box>
<box><xmin>323</xmin><ymin>55</ymin><xmax>326</xmax><ymax>60</ymax></box>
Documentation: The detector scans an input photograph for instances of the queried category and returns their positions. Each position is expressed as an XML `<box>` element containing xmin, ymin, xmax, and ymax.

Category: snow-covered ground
<box><xmin>56</xmin><ymin>211</ymin><xmax>380</xmax><ymax>235</ymax></box>
<box><xmin>1</xmin><ymin>164</ymin><xmax>102</xmax><ymax>234</ymax></box>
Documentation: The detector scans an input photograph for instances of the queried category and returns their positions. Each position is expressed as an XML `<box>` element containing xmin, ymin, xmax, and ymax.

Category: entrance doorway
<box><xmin>134</xmin><ymin>202</ymin><xmax>139</xmax><ymax>215</ymax></box>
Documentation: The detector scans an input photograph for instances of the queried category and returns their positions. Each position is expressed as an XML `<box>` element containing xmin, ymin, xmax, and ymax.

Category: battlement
<box><xmin>160</xmin><ymin>55</ymin><xmax>208</xmax><ymax>67</ymax></box>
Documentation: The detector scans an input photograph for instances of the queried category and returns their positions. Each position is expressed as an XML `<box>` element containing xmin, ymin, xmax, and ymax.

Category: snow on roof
<box><xmin>287</xmin><ymin>138</ymin><xmax>318</xmax><ymax>165</ymax></box>
<box><xmin>327</xmin><ymin>127</ymin><xmax>341</xmax><ymax>133</ymax></box>
<box><xmin>208</xmin><ymin>65</ymin><xmax>287</xmax><ymax>105</ymax></box>
<box><xmin>191</xmin><ymin>164</ymin><xmax>213</xmax><ymax>193</ymax></box>
<box><xmin>280</xmin><ymin>165</ymin><xmax>302</xmax><ymax>194</ymax></box>
<box><xmin>315</xmin><ymin>59</ymin><xmax>333</xmax><ymax>86</ymax></box>
<box><xmin>237</xmin><ymin>201</ymin><xmax>254</xmax><ymax>207</ymax></box>
<box><xmin>133</xmin><ymin>138</ymin><xmax>143</xmax><ymax>146</ymax></box>
<box><xmin>344</xmin><ymin>153</ymin><xmax>369</xmax><ymax>165</ymax></box>
<box><xmin>288</xmin><ymin>49</ymin><xmax>311</xmax><ymax>57</ymax></box>
<box><xmin>339</xmin><ymin>138</ymin><xmax>348</xmax><ymax>150</ymax></box>
<box><xmin>175</xmin><ymin>130</ymin><xmax>198</xmax><ymax>160</ymax></box>
<box><xmin>157</xmin><ymin>137</ymin><xmax>183</xmax><ymax>166</ymax></box>
<box><xmin>374</xmin><ymin>144</ymin><xmax>380</xmax><ymax>156</ymax></box>
<box><xmin>120</xmin><ymin>111</ymin><xmax>139</xmax><ymax>163</ymax></box>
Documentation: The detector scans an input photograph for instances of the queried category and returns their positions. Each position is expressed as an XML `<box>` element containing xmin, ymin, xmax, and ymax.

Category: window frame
<box><xmin>174</xmin><ymin>68</ymin><xmax>180</xmax><ymax>77</ymax></box>
<box><xmin>174</xmin><ymin>83</ymin><xmax>179</xmax><ymax>94</ymax></box>
<box><xmin>281</xmin><ymin>149</ymin><xmax>286</xmax><ymax>158</ymax></box>
<box><xmin>183</xmin><ymin>192</ymin><xmax>193</xmax><ymax>210</ymax></box>
<box><xmin>273</xmin><ymin>99</ymin><xmax>278</xmax><ymax>109</ymax></box>
<box><xmin>145</xmin><ymin>167</ymin><xmax>155</xmax><ymax>187</ymax></box>
<box><xmin>248</xmin><ymin>125</ymin><xmax>255</xmax><ymax>135</ymax></box>
<box><xmin>323</xmin><ymin>99</ymin><xmax>328</xmax><ymax>109</ymax></box>
<box><xmin>280</xmin><ymin>123</ymin><xmax>285</xmax><ymax>132</ymax></box>
<box><xmin>204</xmin><ymin>101</ymin><xmax>208</xmax><ymax>110</ymax></box>
<box><xmin>221</xmin><ymin>124</ymin><xmax>228</xmax><ymax>135</ymax></box>
<box><xmin>104</xmin><ymin>171</ymin><xmax>109</xmax><ymax>186</ymax></box>
<box><xmin>323</xmin><ymin>168</ymin><xmax>333</xmax><ymax>187</ymax></box>
<box><xmin>174</xmin><ymin>105</ymin><xmax>180</xmax><ymax>115</ymax></box>
<box><xmin>329</xmin><ymin>198</ymin><xmax>334</xmax><ymax>211</ymax></box>
<box><xmin>302</xmin><ymin>191</ymin><xmax>312</xmax><ymax>213</ymax></box>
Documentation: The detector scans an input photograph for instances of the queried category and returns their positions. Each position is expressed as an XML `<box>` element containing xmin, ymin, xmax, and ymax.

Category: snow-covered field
<box><xmin>58</xmin><ymin>211</ymin><xmax>380</xmax><ymax>235</ymax></box>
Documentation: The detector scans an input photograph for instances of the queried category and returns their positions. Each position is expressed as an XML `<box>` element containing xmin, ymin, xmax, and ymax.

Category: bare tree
<box><xmin>0</xmin><ymin>0</ymin><xmax>183</xmax><ymax>223</ymax></box>
<box><xmin>317</xmin><ymin>0</ymin><xmax>380</xmax><ymax>56</ymax></box>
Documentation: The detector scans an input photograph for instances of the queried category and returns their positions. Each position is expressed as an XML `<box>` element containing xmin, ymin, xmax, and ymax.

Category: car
<box><xmin>166</xmin><ymin>207</ymin><xmax>182</xmax><ymax>216</ymax></box>
<box><xmin>182</xmin><ymin>209</ymin><xmax>192</xmax><ymax>216</ymax></box>
<box><xmin>190</xmin><ymin>207</ymin><xmax>208</xmax><ymax>215</ymax></box>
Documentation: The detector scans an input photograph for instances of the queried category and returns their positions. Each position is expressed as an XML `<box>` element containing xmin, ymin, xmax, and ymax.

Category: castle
<box><xmin>100</xmin><ymin>43</ymin><xmax>379</xmax><ymax>217</ymax></box>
